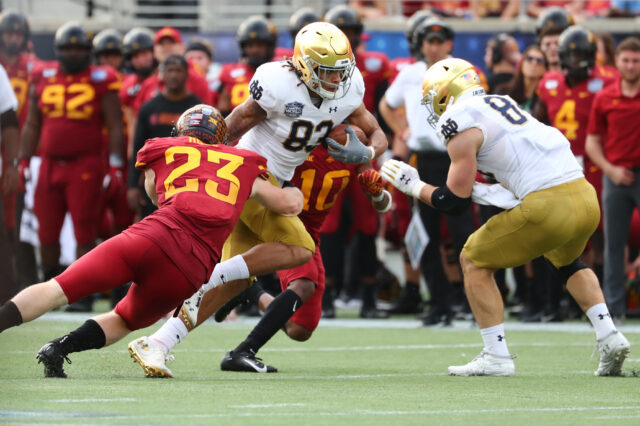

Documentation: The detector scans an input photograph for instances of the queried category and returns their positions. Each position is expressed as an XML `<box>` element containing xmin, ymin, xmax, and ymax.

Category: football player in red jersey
<box><xmin>534</xmin><ymin>26</ymin><xmax>617</xmax><ymax>312</ymax></box>
<box><xmin>128</xmin><ymin>143</ymin><xmax>392</xmax><ymax>376</ymax></box>
<box><xmin>217</xmin><ymin>15</ymin><xmax>277</xmax><ymax>115</ymax></box>
<box><xmin>0</xmin><ymin>105</ymin><xmax>305</xmax><ymax>379</ymax></box>
<box><xmin>19</xmin><ymin>22</ymin><xmax>125</xmax><ymax>289</ymax></box>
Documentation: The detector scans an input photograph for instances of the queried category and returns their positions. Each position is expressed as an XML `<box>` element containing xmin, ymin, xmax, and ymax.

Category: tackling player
<box><xmin>381</xmin><ymin>58</ymin><xmax>630</xmax><ymax>377</ymax></box>
<box><xmin>128</xmin><ymin>22</ymin><xmax>388</xmax><ymax>375</ymax></box>
<box><xmin>0</xmin><ymin>105</ymin><xmax>305</xmax><ymax>379</ymax></box>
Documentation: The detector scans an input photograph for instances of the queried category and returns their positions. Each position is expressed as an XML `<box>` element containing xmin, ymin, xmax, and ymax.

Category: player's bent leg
<box><xmin>459</xmin><ymin>253</ymin><xmax>502</xmax><ymax>329</ymax></box>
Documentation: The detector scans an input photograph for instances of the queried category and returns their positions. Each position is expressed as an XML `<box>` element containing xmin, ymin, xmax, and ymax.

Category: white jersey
<box><xmin>237</xmin><ymin>61</ymin><xmax>365</xmax><ymax>182</ymax></box>
<box><xmin>436</xmin><ymin>94</ymin><xmax>583</xmax><ymax>199</ymax></box>
<box><xmin>384</xmin><ymin>61</ymin><xmax>444</xmax><ymax>152</ymax></box>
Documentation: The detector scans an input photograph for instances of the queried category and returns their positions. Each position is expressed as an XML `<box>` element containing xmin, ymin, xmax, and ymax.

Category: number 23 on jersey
<box><xmin>163</xmin><ymin>144</ymin><xmax>244</xmax><ymax>205</ymax></box>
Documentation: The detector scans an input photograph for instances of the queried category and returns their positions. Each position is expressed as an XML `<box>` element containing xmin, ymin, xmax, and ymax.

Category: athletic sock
<box><xmin>480</xmin><ymin>323</ymin><xmax>510</xmax><ymax>357</ymax></box>
<box><xmin>55</xmin><ymin>319</ymin><xmax>106</xmax><ymax>354</ymax></box>
<box><xmin>150</xmin><ymin>316</ymin><xmax>188</xmax><ymax>355</ymax></box>
<box><xmin>235</xmin><ymin>289</ymin><xmax>302</xmax><ymax>355</ymax></box>
<box><xmin>585</xmin><ymin>303</ymin><xmax>616</xmax><ymax>340</ymax></box>
<box><xmin>0</xmin><ymin>301</ymin><xmax>23</xmax><ymax>333</ymax></box>
<box><xmin>203</xmin><ymin>255</ymin><xmax>250</xmax><ymax>292</ymax></box>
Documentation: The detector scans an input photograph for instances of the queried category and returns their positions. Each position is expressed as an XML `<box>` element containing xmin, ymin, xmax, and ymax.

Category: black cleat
<box><xmin>220</xmin><ymin>350</ymin><xmax>277</xmax><ymax>373</ymax></box>
<box><xmin>36</xmin><ymin>340</ymin><xmax>71</xmax><ymax>378</ymax></box>
<box><xmin>214</xmin><ymin>283</ymin><xmax>262</xmax><ymax>322</ymax></box>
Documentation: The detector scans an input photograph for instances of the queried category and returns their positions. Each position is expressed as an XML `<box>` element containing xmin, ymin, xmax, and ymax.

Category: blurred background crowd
<box><xmin>0</xmin><ymin>0</ymin><xmax>639</xmax><ymax>325</ymax></box>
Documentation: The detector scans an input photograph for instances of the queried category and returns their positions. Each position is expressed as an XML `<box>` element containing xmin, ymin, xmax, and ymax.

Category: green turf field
<box><xmin>1</xmin><ymin>314</ymin><xmax>639</xmax><ymax>425</ymax></box>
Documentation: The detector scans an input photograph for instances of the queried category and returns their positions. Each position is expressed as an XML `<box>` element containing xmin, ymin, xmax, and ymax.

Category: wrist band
<box><xmin>376</xmin><ymin>190</ymin><xmax>392</xmax><ymax>213</ymax></box>
<box><xmin>411</xmin><ymin>181</ymin><xmax>427</xmax><ymax>199</ymax></box>
<box><xmin>372</xmin><ymin>190</ymin><xmax>385</xmax><ymax>202</ymax></box>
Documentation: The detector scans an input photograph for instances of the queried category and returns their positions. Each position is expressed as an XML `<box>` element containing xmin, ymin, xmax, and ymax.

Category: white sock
<box><xmin>203</xmin><ymin>255</ymin><xmax>250</xmax><ymax>292</ymax></box>
<box><xmin>480</xmin><ymin>323</ymin><xmax>510</xmax><ymax>357</ymax></box>
<box><xmin>585</xmin><ymin>303</ymin><xmax>616</xmax><ymax>340</ymax></box>
<box><xmin>150</xmin><ymin>317</ymin><xmax>188</xmax><ymax>355</ymax></box>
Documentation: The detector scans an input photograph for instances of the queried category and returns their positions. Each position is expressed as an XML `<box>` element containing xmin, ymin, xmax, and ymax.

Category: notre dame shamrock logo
<box><xmin>440</xmin><ymin>118</ymin><xmax>459</xmax><ymax>141</ymax></box>
<box><xmin>249</xmin><ymin>80</ymin><xmax>263</xmax><ymax>101</ymax></box>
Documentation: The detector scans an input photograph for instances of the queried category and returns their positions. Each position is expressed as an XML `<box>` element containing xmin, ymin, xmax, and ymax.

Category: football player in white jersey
<box><xmin>128</xmin><ymin>22</ymin><xmax>388</xmax><ymax>377</ymax></box>
<box><xmin>381</xmin><ymin>58</ymin><xmax>630</xmax><ymax>377</ymax></box>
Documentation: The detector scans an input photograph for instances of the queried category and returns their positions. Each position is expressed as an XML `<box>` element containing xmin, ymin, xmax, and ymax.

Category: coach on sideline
<box><xmin>586</xmin><ymin>36</ymin><xmax>640</xmax><ymax>323</ymax></box>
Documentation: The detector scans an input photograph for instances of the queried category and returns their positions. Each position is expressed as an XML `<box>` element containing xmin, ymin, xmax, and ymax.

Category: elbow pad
<box><xmin>431</xmin><ymin>185</ymin><xmax>471</xmax><ymax>215</ymax></box>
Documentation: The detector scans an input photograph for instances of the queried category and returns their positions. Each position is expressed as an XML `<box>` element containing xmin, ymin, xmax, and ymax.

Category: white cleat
<box><xmin>594</xmin><ymin>330</ymin><xmax>630</xmax><ymax>376</ymax></box>
<box><xmin>448</xmin><ymin>351</ymin><xmax>515</xmax><ymax>377</ymax></box>
<box><xmin>128</xmin><ymin>336</ymin><xmax>174</xmax><ymax>378</ymax></box>
<box><xmin>181</xmin><ymin>288</ymin><xmax>205</xmax><ymax>329</ymax></box>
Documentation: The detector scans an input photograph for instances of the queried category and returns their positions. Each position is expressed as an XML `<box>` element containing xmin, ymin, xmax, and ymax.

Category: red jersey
<box><xmin>537</xmin><ymin>65</ymin><xmax>618</xmax><ymax>157</ymax></box>
<box><xmin>356</xmin><ymin>51</ymin><xmax>390</xmax><ymax>113</ymax></box>
<box><xmin>587</xmin><ymin>79</ymin><xmax>640</xmax><ymax>168</ymax></box>
<box><xmin>31</xmin><ymin>62</ymin><xmax>121</xmax><ymax>158</ymax></box>
<box><xmin>132</xmin><ymin>67</ymin><xmax>212</xmax><ymax>114</ymax></box>
<box><xmin>0</xmin><ymin>52</ymin><xmax>37</xmax><ymax>127</ymax></box>
<box><xmin>119</xmin><ymin>73</ymin><xmax>147</xmax><ymax>109</ymax></box>
<box><xmin>291</xmin><ymin>145</ymin><xmax>358</xmax><ymax>243</ymax></box>
<box><xmin>218</xmin><ymin>61</ymin><xmax>256</xmax><ymax>111</ymax></box>
<box><xmin>132</xmin><ymin>136</ymin><xmax>267</xmax><ymax>285</ymax></box>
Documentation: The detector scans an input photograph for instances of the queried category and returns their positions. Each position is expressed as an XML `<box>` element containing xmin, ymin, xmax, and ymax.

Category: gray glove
<box><xmin>325</xmin><ymin>126</ymin><xmax>374</xmax><ymax>164</ymax></box>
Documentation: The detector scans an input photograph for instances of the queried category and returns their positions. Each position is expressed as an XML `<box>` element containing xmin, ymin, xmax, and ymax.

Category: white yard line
<box><xmin>45</xmin><ymin>398</ymin><xmax>137</xmax><ymax>403</ymax></box>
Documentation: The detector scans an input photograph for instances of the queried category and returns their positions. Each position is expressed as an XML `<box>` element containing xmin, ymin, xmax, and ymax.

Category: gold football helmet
<box><xmin>293</xmin><ymin>22</ymin><xmax>355</xmax><ymax>100</ymax></box>
<box><xmin>421</xmin><ymin>58</ymin><xmax>484</xmax><ymax>126</ymax></box>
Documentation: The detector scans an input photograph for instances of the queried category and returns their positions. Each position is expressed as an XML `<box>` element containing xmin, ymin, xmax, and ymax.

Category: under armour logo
<box><xmin>598</xmin><ymin>313</ymin><xmax>610</xmax><ymax>320</ymax></box>
<box><xmin>219</xmin><ymin>274</ymin><xmax>225</xmax><ymax>284</ymax></box>
<box><xmin>440</xmin><ymin>118</ymin><xmax>459</xmax><ymax>141</ymax></box>
<box><xmin>399</xmin><ymin>174</ymin><xmax>410</xmax><ymax>184</ymax></box>
<box><xmin>329</xmin><ymin>106</ymin><xmax>338</xmax><ymax>113</ymax></box>
<box><xmin>497</xmin><ymin>335</ymin><xmax>504</xmax><ymax>342</ymax></box>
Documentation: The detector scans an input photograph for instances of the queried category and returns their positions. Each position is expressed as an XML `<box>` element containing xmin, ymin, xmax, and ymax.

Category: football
<box><xmin>325</xmin><ymin>123</ymin><xmax>368</xmax><ymax>148</ymax></box>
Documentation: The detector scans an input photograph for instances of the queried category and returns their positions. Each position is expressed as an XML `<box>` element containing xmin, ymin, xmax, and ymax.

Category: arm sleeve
<box><xmin>587</xmin><ymin>93</ymin><xmax>606</xmax><ymax>136</ymax></box>
<box><xmin>0</xmin><ymin>65</ymin><xmax>18</xmax><ymax>114</ymax></box>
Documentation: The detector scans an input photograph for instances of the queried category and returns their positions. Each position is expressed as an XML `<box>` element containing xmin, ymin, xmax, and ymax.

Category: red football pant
<box><xmin>277</xmin><ymin>245</ymin><xmax>325</xmax><ymax>332</ymax></box>
<box><xmin>34</xmin><ymin>156</ymin><xmax>103</xmax><ymax>246</ymax></box>
<box><xmin>56</xmin><ymin>232</ymin><xmax>197</xmax><ymax>330</ymax></box>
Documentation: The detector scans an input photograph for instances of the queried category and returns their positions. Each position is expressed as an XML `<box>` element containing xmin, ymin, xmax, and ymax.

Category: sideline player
<box><xmin>129</xmin><ymin>145</ymin><xmax>392</xmax><ymax>376</ymax></box>
<box><xmin>0</xmin><ymin>105</ymin><xmax>304</xmax><ymax>378</ymax></box>
<box><xmin>381</xmin><ymin>58</ymin><xmax>630</xmax><ymax>377</ymax></box>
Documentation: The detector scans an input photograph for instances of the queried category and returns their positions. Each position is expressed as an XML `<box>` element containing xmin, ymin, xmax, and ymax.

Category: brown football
<box><xmin>325</xmin><ymin>123</ymin><xmax>369</xmax><ymax>148</ymax></box>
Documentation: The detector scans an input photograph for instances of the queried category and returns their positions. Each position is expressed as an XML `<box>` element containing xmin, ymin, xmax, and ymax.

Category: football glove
<box><xmin>380</xmin><ymin>159</ymin><xmax>426</xmax><ymax>199</ymax></box>
<box><xmin>325</xmin><ymin>126</ymin><xmax>374</xmax><ymax>164</ymax></box>
<box><xmin>357</xmin><ymin>169</ymin><xmax>384</xmax><ymax>199</ymax></box>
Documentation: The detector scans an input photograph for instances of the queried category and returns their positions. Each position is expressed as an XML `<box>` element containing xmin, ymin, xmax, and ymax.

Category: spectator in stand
<box><xmin>421</xmin><ymin>1</ymin><xmax>471</xmax><ymax>18</ymax></box>
<box><xmin>0</xmin><ymin>11</ymin><xmax>38</xmax><ymax>288</ymax></box>
<box><xmin>127</xmin><ymin>55</ymin><xmax>202</xmax><ymax>220</ymax></box>
<box><xmin>93</xmin><ymin>29</ymin><xmax>123</xmax><ymax>71</ymax></box>
<box><xmin>536</xmin><ymin>7</ymin><xmax>574</xmax><ymax>72</ymax></box>
<box><xmin>348</xmin><ymin>1</ymin><xmax>388</xmax><ymax>19</ymax></box>
<box><xmin>484</xmin><ymin>33</ymin><xmax>521</xmax><ymax>94</ymax></box>
<box><xmin>0</xmin><ymin>63</ymin><xmax>20</xmax><ymax>303</ymax></box>
<box><xmin>379</xmin><ymin>19</ymin><xmax>476</xmax><ymax>325</ymax></box>
<box><xmin>596</xmin><ymin>32</ymin><xmax>616</xmax><ymax>67</ymax></box>
<box><xmin>471</xmin><ymin>1</ymin><xmax>516</xmax><ymax>18</ymax></box>
<box><xmin>19</xmin><ymin>22</ymin><xmax>124</xmax><ymax>312</ymax></box>
<box><xmin>217</xmin><ymin>15</ymin><xmax>277</xmax><ymax>116</ymax></box>
<box><xmin>609</xmin><ymin>0</ymin><xmax>640</xmax><ymax>16</ymax></box>
<box><xmin>184</xmin><ymin>37</ymin><xmax>221</xmax><ymax>107</ymax></box>
<box><xmin>132</xmin><ymin>27</ymin><xmax>211</xmax><ymax>114</ymax></box>
<box><xmin>586</xmin><ymin>37</ymin><xmax>640</xmax><ymax>322</ymax></box>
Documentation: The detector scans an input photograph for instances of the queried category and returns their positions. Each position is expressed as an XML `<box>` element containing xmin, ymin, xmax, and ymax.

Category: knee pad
<box><xmin>556</xmin><ymin>258</ymin><xmax>589</xmax><ymax>283</ymax></box>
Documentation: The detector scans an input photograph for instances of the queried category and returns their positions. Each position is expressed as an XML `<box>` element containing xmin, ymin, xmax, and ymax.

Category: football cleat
<box><xmin>594</xmin><ymin>331</ymin><xmax>630</xmax><ymax>376</ymax></box>
<box><xmin>220</xmin><ymin>350</ymin><xmax>277</xmax><ymax>373</ymax></box>
<box><xmin>36</xmin><ymin>340</ymin><xmax>72</xmax><ymax>378</ymax></box>
<box><xmin>181</xmin><ymin>288</ymin><xmax>205</xmax><ymax>329</ymax></box>
<box><xmin>448</xmin><ymin>351</ymin><xmax>515</xmax><ymax>377</ymax></box>
<box><xmin>128</xmin><ymin>336</ymin><xmax>174</xmax><ymax>378</ymax></box>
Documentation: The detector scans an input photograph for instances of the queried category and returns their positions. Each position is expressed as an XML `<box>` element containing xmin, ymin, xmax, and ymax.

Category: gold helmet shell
<box><xmin>421</xmin><ymin>58</ymin><xmax>484</xmax><ymax>121</ymax></box>
<box><xmin>293</xmin><ymin>22</ymin><xmax>355</xmax><ymax>99</ymax></box>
